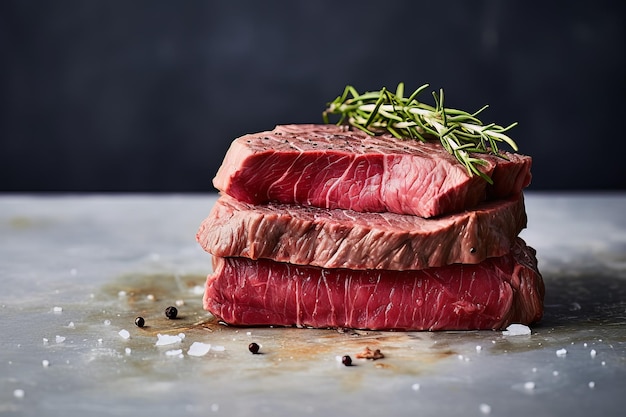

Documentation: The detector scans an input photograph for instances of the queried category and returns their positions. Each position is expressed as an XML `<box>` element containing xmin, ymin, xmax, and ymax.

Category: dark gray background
<box><xmin>1</xmin><ymin>0</ymin><xmax>624</xmax><ymax>192</ymax></box>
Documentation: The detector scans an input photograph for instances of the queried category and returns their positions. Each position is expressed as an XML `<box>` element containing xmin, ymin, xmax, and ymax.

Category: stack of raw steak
<box><xmin>196</xmin><ymin>124</ymin><xmax>544</xmax><ymax>331</ymax></box>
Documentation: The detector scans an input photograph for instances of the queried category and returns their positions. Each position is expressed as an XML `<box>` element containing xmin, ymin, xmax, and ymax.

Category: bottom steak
<box><xmin>204</xmin><ymin>238</ymin><xmax>544</xmax><ymax>331</ymax></box>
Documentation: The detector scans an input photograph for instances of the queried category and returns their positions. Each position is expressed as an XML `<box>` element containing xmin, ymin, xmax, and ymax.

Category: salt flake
<box><xmin>556</xmin><ymin>348</ymin><xmax>568</xmax><ymax>357</ymax></box>
<box><xmin>156</xmin><ymin>333</ymin><xmax>183</xmax><ymax>346</ymax></box>
<box><xmin>118</xmin><ymin>329</ymin><xmax>130</xmax><ymax>340</ymax></box>
<box><xmin>479</xmin><ymin>403</ymin><xmax>491</xmax><ymax>414</ymax></box>
<box><xmin>165</xmin><ymin>349</ymin><xmax>183</xmax><ymax>357</ymax></box>
<box><xmin>502</xmin><ymin>324</ymin><xmax>531</xmax><ymax>336</ymax></box>
<box><xmin>187</xmin><ymin>342</ymin><xmax>212</xmax><ymax>357</ymax></box>
<box><xmin>55</xmin><ymin>335</ymin><xmax>66</xmax><ymax>344</ymax></box>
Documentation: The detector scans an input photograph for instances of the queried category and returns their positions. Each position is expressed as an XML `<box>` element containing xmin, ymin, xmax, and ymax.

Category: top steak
<box><xmin>213</xmin><ymin>124</ymin><xmax>532</xmax><ymax>218</ymax></box>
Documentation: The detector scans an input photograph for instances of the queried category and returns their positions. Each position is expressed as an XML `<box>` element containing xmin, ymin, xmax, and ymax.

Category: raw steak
<box><xmin>213</xmin><ymin>124</ymin><xmax>532</xmax><ymax>218</ymax></box>
<box><xmin>203</xmin><ymin>238</ymin><xmax>544</xmax><ymax>331</ymax></box>
<box><xmin>197</xmin><ymin>193</ymin><xmax>527</xmax><ymax>271</ymax></box>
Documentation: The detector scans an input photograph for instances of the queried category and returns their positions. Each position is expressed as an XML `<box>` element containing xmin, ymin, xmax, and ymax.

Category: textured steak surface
<box><xmin>213</xmin><ymin>124</ymin><xmax>532</xmax><ymax>217</ymax></box>
<box><xmin>197</xmin><ymin>193</ymin><xmax>527</xmax><ymax>270</ymax></box>
<box><xmin>204</xmin><ymin>238</ymin><xmax>544</xmax><ymax>331</ymax></box>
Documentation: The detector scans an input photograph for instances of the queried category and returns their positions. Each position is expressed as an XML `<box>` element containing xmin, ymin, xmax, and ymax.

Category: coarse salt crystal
<box><xmin>55</xmin><ymin>335</ymin><xmax>66</xmax><ymax>344</ymax></box>
<box><xmin>588</xmin><ymin>381</ymin><xmax>595</xmax><ymax>389</ymax></box>
<box><xmin>146</xmin><ymin>294</ymin><xmax>155</xmax><ymax>301</ymax></box>
<box><xmin>118</xmin><ymin>329</ymin><xmax>130</xmax><ymax>340</ymax></box>
<box><xmin>13</xmin><ymin>389</ymin><xmax>25</xmax><ymax>399</ymax></box>
<box><xmin>553</xmin><ymin>371</ymin><xmax>559</xmax><ymax>376</ymax></box>
<box><xmin>411</xmin><ymin>383</ymin><xmax>420</xmax><ymax>391</ymax></box>
<box><xmin>556</xmin><ymin>348</ymin><xmax>568</xmax><ymax>357</ymax></box>
<box><xmin>156</xmin><ymin>333</ymin><xmax>183</xmax><ymax>346</ymax></box>
<box><xmin>532</xmin><ymin>367</ymin><xmax>537</xmax><ymax>373</ymax></box>
<box><xmin>502</xmin><ymin>324</ymin><xmax>531</xmax><ymax>336</ymax></box>
<box><xmin>601</xmin><ymin>361</ymin><xmax>606</xmax><ymax>366</ymax></box>
<box><xmin>67</xmin><ymin>322</ymin><xmax>75</xmax><ymax>329</ymax></box>
<box><xmin>42</xmin><ymin>360</ymin><xmax>50</xmax><ymax>367</ymax></box>
<box><xmin>476</xmin><ymin>345</ymin><xmax>482</xmax><ymax>352</ymax></box>
<box><xmin>187</xmin><ymin>342</ymin><xmax>212</xmax><ymax>357</ymax></box>
<box><xmin>192</xmin><ymin>285</ymin><xmax>204</xmax><ymax>295</ymax></box>
<box><xmin>53</xmin><ymin>306</ymin><xmax>63</xmax><ymax>313</ymax></box>
<box><xmin>178</xmin><ymin>333</ymin><xmax>186</xmax><ymax>340</ymax></box>
<box><xmin>118</xmin><ymin>291</ymin><xmax>127</xmax><ymax>297</ymax></box>
<box><xmin>246</xmin><ymin>331</ymin><xmax>252</xmax><ymax>336</ymax></box>
<box><xmin>97</xmin><ymin>338</ymin><xmax>103</xmax><ymax>344</ymax></box>
<box><xmin>524</xmin><ymin>381</ymin><xmax>536</xmax><ymax>390</ymax></box>
<box><xmin>165</xmin><ymin>349</ymin><xmax>183</xmax><ymax>357</ymax></box>
<box><xmin>479</xmin><ymin>403</ymin><xmax>491</xmax><ymax>414</ymax></box>
<box><xmin>103</xmin><ymin>319</ymin><xmax>111</xmax><ymax>326</ymax></box>
<box><xmin>590</xmin><ymin>349</ymin><xmax>597</xmax><ymax>358</ymax></box>
<box><xmin>43</xmin><ymin>338</ymin><xmax>49</xmax><ymax>345</ymax></box>
<box><xmin>125</xmin><ymin>347</ymin><xmax>132</xmax><ymax>355</ymax></box>
<box><xmin>175</xmin><ymin>299</ymin><xmax>185</xmax><ymax>307</ymax></box>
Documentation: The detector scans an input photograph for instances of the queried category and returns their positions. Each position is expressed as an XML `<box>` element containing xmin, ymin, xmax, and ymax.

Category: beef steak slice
<box><xmin>197</xmin><ymin>193</ymin><xmax>527</xmax><ymax>270</ymax></box>
<box><xmin>212</xmin><ymin>124</ymin><xmax>532</xmax><ymax>218</ymax></box>
<box><xmin>203</xmin><ymin>238</ymin><xmax>544</xmax><ymax>331</ymax></box>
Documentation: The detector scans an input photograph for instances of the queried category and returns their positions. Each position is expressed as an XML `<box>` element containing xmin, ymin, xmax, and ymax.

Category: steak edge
<box><xmin>203</xmin><ymin>238</ymin><xmax>544</xmax><ymax>331</ymax></box>
<box><xmin>213</xmin><ymin>124</ymin><xmax>532</xmax><ymax>218</ymax></box>
<box><xmin>197</xmin><ymin>193</ymin><xmax>527</xmax><ymax>271</ymax></box>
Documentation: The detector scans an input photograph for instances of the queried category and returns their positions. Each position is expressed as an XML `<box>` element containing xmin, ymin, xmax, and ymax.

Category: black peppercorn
<box><xmin>134</xmin><ymin>317</ymin><xmax>145</xmax><ymax>328</ymax></box>
<box><xmin>165</xmin><ymin>306</ymin><xmax>178</xmax><ymax>319</ymax></box>
<box><xmin>470</xmin><ymin>247</ymin><xmax>476</xmax><ymax>254</ymax></box>
<box><xmin>342</xmin><ymin>355</ymin><xmax>352</xmax><ymax>366</ymax></box>
<box><xmin>248</xmin><ymin>342</ymin><xmax>260</xmax><ymax>354</ymax></box>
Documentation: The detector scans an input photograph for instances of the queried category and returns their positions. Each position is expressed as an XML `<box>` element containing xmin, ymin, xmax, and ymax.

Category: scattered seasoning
<box><xmin>356</xmin><ymin>346</ymin><xmax>385</xmax><ymax>360</ymax></box>
<box><xmin>165</xmin><ymin>306</ymin><xmax>178</xmax><ymax>319</ymax></box>
<box><xmin>248</xmin><ymin>342</ymin><xmax>260</xmax><ymax>354</ymax></box>
<box><xmin>134</xmin><ymin>317</ymin><xmax>145</xmax><ymax>328</ymax></box>
<box><xmin>341</xmin><ymin>355</ymin><xmax>353</xmax><ymax>366</ymax></box>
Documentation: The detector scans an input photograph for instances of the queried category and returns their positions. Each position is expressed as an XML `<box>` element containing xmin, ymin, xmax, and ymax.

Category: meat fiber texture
<box><xmin>196</xmin><ymin>193</ymin><xmax>527</xmax><ymax>271</ymax></box>
<box><xmin>212</xmin><ymin>124</ymin><xmax>532</xmax><ymax>218</ymax></box>
<box><xmin>204</xmin><ymin>238</ymin><xmax>544</xmax><ymax>331</ymax></box>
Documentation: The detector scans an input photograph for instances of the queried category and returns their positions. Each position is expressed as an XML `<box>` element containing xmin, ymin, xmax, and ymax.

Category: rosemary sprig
<box><xmin>322</xmin><ymin>83</ymin><xmax>519</xmax><ymax>183</ymax></box>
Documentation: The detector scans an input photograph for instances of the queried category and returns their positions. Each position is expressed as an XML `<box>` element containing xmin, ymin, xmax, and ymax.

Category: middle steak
<box><xmin>197</xmin><ymin>192</ymin><xmax>527</xmax><ymax>271</ymax></box>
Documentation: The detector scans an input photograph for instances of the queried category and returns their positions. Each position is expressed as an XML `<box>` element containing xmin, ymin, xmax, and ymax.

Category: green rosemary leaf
<box><xmin>322</xmin><ymin>83</ymin><xmax>518</xmax><ymax>181</ymax></box>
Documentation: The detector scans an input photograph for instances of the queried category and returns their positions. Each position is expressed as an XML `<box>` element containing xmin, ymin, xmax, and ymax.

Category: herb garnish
<box><xmin>322</xmin><ymin>83</ymin><xmax>519</xmax><ymax>183</ymax></box>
